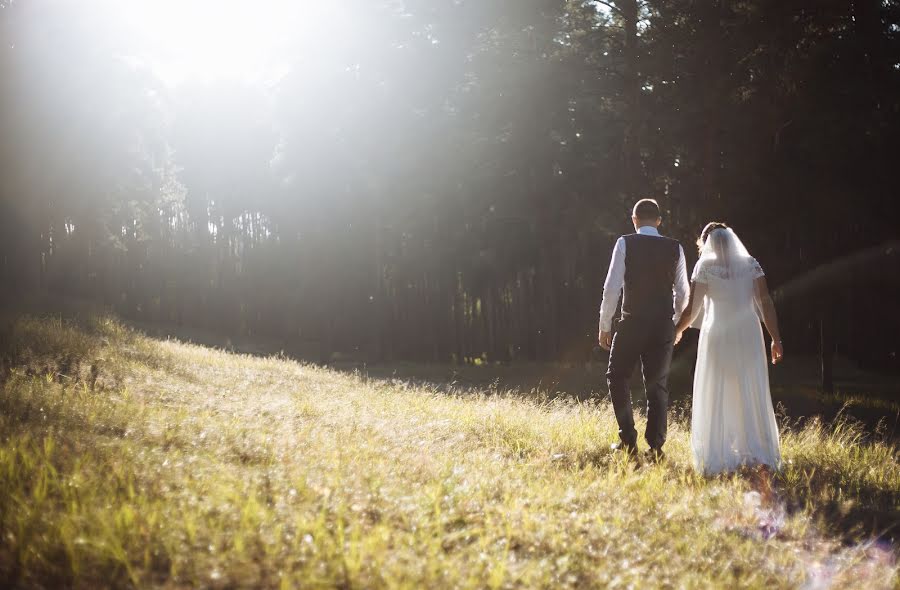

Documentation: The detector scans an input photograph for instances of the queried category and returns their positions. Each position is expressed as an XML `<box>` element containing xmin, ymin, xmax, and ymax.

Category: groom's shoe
<box><xmin>644</xmin><ymin>447</ymin><xmax>665</xmax><ymax>463</ymax></box>
<box><xmin>610</xmin><ymin>441</ymin><xmax>638</xmax><ymax>456</ymax></box>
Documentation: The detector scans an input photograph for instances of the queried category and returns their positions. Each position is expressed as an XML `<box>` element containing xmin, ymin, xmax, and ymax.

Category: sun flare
<box><xmin>112</xmin><ymin>0</ymin><xmax>311</xmax><ymax>85</ymax></box>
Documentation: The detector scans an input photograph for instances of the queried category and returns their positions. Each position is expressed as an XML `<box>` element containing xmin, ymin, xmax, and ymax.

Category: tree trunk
<box><xmin>819</xmin><ymin>313</ymin><xmax>835</xmax><ymax>394</ymax></box>
<box><xmin>620</xmin><ymin>0</ymin><xmax>641</xmax><ymax>203</ymax></box>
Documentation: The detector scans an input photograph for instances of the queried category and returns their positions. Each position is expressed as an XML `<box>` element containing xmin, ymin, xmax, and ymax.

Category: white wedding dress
<box><xmin>690</xmin><ymin>230</ymin><xmax>781</xmax><ymax>475</ymax></box>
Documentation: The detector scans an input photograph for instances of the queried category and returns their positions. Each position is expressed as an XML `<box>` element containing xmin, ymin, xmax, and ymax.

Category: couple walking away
<box><xmin>598</xmin><ymin>199</ymin><xmax>783</xmax><ymax>475</ymax></box>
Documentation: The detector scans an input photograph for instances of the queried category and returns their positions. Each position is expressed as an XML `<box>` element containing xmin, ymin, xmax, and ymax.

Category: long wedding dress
<box><xmin>690</xmin><ymin>229</ymin><xmax>781</xmax><ymax>475</ymax></box>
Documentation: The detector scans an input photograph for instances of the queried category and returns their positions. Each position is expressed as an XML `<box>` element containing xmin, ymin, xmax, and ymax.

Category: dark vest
<box><xmin>621</xmin><ymin>233</ymin><xmax>681</xmax><ymax>321</ymax></box>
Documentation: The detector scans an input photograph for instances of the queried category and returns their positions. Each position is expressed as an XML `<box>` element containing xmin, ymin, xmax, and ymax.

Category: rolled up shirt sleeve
<box><xmin>599</xmin><ymin>237</ymin><xmax>626</xmax><ymax>333</ymax></box>
<box><xmin>673</xmin><ymin>244</ymin><xmax>690</xmax><ymax>320</ymax></box>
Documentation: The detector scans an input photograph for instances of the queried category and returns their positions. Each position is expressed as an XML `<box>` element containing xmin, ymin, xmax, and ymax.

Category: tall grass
<box><xmin>0</xmin><ymin>315</ymin><xmax>897</xmax><ymax>588</ymax></box>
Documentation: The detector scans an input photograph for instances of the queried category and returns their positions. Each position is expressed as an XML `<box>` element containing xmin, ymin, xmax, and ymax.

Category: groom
<box><xmin>598</xmin><ymin>199</ymin><xmax>689</xmax><ymax>459</ymax></box>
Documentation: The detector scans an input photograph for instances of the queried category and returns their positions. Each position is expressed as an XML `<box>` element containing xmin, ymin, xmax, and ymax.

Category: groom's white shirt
<box><xmin>599</xmin><ymin>226</ymin><xmax>690</xmax><ymax>333</ymax></box>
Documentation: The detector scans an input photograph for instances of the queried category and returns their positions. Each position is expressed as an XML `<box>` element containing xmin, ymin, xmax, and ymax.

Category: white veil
<box><xmin>696</xmin><ymin>227</ymin><xmax>758</xmax><ymax>280</ymax></box>
<box><xmin>688</xmin><ymin>227</ymin><xmax>763</xmax><ymax>329</ymax></box>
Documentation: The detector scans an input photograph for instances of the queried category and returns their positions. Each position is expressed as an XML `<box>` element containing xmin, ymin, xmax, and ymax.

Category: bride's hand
<box><xmin>674</xmin><ymin>329</ymin><xmax>683</xmax><ymax>345</ymax></box>
<box><xmin>770</xmin><ymin>340</ymin><xmax>783</xmax><ymax>365</ymax></box>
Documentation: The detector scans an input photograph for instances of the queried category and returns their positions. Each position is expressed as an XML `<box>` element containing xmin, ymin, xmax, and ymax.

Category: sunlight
<box><xmin>112</xmin><ymin>0</ymin><xmax>310</xmax><ymax>85</ymax></box>
<box><xmin>2</xmin><ymin>0</ymin><xmax>899</xmax><ymax>585</ymax></box>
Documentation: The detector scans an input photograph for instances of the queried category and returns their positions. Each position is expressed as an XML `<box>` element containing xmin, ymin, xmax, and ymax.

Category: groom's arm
<box><xmin>598</xmin><ymin>237</ymin><xmax>626</xmax><ymax>349</ymax></box>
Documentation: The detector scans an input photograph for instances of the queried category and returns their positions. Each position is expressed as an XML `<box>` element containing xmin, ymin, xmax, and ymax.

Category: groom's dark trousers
<box><xmin>607</xmin><ymin>316</ymin><xmax>675</xmax><ymax>449</ymax></box>
<box><xmin>606</xmin><ymin>233</ymin><xmax>681</xmax><ymax>449</ymax></box>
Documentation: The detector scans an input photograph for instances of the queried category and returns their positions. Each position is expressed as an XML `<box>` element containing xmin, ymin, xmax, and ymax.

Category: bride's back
<box><xmin>688</xmin><ymin>225</ymin><xmax>781</xmax><ymax>475</ymax></box>
<box><xmin>698</xmin><ymin>260</ymin><xmax>760</xmax><ymax>311</ymax></box>
<box><xmin>693</xmin><ymin>229</ymin><xmax>765</xmax><ymax>322</ymax></box>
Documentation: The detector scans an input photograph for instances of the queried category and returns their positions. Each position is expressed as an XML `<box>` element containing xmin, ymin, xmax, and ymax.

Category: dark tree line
<box><xmin>1</xmin><ymin>0</ymin><xmax>899</xmax><ymax>377</ymax></box>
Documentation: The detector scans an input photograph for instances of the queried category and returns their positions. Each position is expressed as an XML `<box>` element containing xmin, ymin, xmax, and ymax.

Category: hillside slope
<box><xmin>0</xmin><ymin>315</ymin><xmax>897</xmax><ymax>588</ymax></box>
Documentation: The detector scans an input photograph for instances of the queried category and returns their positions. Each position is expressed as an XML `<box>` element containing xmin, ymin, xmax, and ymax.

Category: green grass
<box><xmin>0</xmin><ymin>315</ymin><xmax>897</xmax><ymax>588</ymax></box>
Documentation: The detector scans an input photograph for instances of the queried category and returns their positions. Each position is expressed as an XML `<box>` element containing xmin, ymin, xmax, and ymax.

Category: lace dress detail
<box><xmin>692</xmin><ymin>256</ymin><xmax>765</xmax><ymax>282</ymax></box>
<box><xmin>749</xmin><ymin>257</ymin><xmax>764</xmax><ymax>279</ymax></box>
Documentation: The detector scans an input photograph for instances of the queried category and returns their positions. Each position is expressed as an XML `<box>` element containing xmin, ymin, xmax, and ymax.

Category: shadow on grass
<box><xmin>775</xmin><ymin>461</ymin><xmax>900</xmax><ymax>547</ymax></box>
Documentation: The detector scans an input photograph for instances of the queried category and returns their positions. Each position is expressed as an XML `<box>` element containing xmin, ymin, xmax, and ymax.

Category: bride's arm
<box><xmin>675</xmin><ymin>281</ymin><xmax>706</xmax><ymax>342</ymax></box>
<box><xmin>753</xmin><ymin>276</ymin><xmax>784</xmax><ymax>364</ymax></box>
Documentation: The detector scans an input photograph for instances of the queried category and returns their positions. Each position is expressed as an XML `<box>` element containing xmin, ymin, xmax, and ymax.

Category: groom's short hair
<box><xmin>633</xmin><ymin>198</ymin><xmax>661</xmax><ymax>221</ymax></box>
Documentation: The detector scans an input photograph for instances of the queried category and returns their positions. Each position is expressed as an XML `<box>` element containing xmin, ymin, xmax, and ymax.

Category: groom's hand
<box><xmin>599</xmin><ymin>331</ymin><xmax>612</xmax><ymax>351</ymax></box>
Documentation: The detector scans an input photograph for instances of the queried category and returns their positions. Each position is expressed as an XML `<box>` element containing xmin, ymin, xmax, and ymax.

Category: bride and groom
<box><xmin>598</xmin><ymin>199</ymin><xmax>783</xmax><ymax>474</ymax></box>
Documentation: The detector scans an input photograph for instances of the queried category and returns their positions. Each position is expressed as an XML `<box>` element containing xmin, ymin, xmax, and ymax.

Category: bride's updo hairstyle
<box><xmin>697</xmin><ymin>221</ymin><xmax>729</xmax><ymax>253</ymax></box>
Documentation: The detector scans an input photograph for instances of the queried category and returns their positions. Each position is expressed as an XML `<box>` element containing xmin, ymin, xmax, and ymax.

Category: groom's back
<box><xmin>622</xmin><ymin>234</ymin><xmax>681</xmax><ymax>322</ymax></box>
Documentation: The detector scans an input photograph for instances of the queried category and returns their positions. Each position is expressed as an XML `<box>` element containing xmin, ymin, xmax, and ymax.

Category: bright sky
<box><xmin>109</xmin><ymin>0</ymin><xmax>314</xmax><ymax>86</ymax></box>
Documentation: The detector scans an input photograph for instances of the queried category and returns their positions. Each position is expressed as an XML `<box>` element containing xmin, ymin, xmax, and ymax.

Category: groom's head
<box><xmin>632</xmin><ymin>198</ymin><xmax>662</xmax><ymax>231</ymax></box>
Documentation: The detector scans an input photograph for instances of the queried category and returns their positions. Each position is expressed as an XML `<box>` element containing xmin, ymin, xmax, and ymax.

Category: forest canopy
<box><xmin>1</xmin><ymin>0</ymin><xmax>899</xmax><ymax>370</ymax></box>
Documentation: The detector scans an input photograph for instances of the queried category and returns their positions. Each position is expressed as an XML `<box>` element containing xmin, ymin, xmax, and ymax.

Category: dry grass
<box><xmin>0</xmin><ymin>315</ymin><xmax>897</xmax><ymax>588</ymax></box>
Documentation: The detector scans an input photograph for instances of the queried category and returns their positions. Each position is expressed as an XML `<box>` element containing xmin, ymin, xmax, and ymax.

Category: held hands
<box><xmin>603</xmin><ymin>327</ymin><xmax>710</xmax><ymax>349</ymax></box>
<box><xmin>770</xmin><ymin>340</ymin><xmax>784</xmax><ymax>365</ymax></box>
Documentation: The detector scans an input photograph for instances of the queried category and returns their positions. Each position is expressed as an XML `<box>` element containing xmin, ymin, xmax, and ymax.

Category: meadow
<box><xmin>0</xmin><ymin>315</ymin><xmax>897</xmax><ymax>588</ymax></box>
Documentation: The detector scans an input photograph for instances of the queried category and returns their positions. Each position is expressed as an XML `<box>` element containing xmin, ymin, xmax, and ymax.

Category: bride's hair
<box><xmin>697</xmin><ymin>221</ymin><xmax>730</xmax><ymax>252</ymax></box>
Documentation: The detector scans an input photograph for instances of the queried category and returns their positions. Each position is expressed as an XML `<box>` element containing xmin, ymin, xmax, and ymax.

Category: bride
<box><xmin>675</xmin><ymin>223</ymin><xmax>784</xmax><ymax>475</ymax></box>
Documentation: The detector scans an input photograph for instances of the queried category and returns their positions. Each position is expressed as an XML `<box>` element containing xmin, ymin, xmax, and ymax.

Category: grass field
<box><xmin>0</xmin><ymin>315</ymin><xmax>897</xmax><ymax>588</ymax></box>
